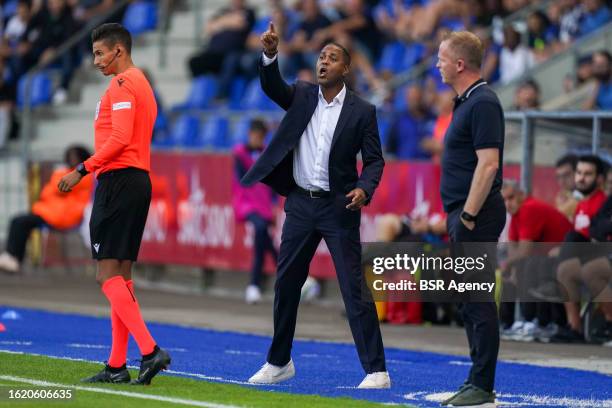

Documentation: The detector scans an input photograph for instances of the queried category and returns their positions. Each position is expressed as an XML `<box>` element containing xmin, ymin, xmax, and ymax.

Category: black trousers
<box><xmin>246</xmin><ymin>213</ymin><xmax>278</xmax><ymax>286</ymax></box>
<box><xmin>6</xmin><ymin>213</ymin><xmax>45</xmax><ymax>262</ymax></box>
<box><xmin>447</xmin><ymin>193</ymin><xmax>506</xmax><ymax>392</ymax></box>
<box><xmin>267</xmin><ymin>190</ymin><xmax>386</xmax><ymax>373</ymax></box>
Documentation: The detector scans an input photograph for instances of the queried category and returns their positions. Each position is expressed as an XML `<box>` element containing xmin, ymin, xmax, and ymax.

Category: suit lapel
<box><xmin>330</xmin><ymin>90</ymin><xmax>355</xmax><ymax>152</ymax></box>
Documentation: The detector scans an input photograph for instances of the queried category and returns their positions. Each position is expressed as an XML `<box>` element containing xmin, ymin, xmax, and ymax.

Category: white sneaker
<box><xmin>245</xmin><ymin>285</ymin><xmax>262</xmax><ymax>304</ymax></box>
<box><xmin>501</xmin><ymin>320</ymin><xmax>524</xmax><ymax>341</ymax></box>
<box><xmin>300</xmin><ymin>276</ymin><xmax>320</xmax><ymax>302</ymax></box>
<box><xmin>0</xmin><ymin>252</ymin><xmax>19</xmax><ymax>274</ymax></box>
<box><xmin>52</xmin><ymin>88</ymin><xmax>68</xmax><ymax>105</ymax></box>
<box><xmin>248</xmin><ymin>360</ymin><xmax>295</xmax><ymax>384</ymax></box>
<box><xmin>357</xmin><ymin>371</ymin><xmax>391</xmax><ymax>389</ymax></box>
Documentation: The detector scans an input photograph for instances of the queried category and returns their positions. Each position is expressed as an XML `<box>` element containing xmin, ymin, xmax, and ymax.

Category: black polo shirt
<box><xmin>440</xmin><ymin>79</ymin><xmax>504</xmax><ymax>213</ymax></box>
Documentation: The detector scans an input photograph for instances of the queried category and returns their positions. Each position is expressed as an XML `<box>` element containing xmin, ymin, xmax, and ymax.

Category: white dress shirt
<box><xmin>263</xmin><ymin>53</ymin><xmax>346</xmax><ymax>191</ymax></box>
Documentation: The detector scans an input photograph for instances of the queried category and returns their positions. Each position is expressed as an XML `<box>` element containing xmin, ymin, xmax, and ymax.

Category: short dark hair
<box><xmin>91</xmin><ymin>23</ymin><xmax>132</xmax><ymax>54</ymax></box>
<box><xmin>322</xmin><ymin>41</ymin><xmax>351</xmax><ymax>66</ymax></box>
<box><xmin>18</xmin><ymin>0</ymin><xmax>32</xmax><ymax>8</ymax></box>
<box><xmin>578</xmin><ymin>154</ymin><xmax>606</xmax><ymax>176</ymax></box>
<box><xmin>593</xmin><ymin>49</ymin><xmax>612</xmax><ymax>65</ymax></box>
<box><xmin>249</xmin><ymin>118</ymin><xmax>268</xmax><ymax>134</ymax></box>
<box><xmin>519</xmin><ymin>78</ymin><xmax>540</xmax><ymax>93</ymax></box>
<box><xmin>64</xmin><ymin>145</ymin><xmax>91</xmax><ymax>165</ymax></box>
<box><xmin>556</xmin><ymin>153</ymin><xmax>578</xmax><ymax>170</ymax></box>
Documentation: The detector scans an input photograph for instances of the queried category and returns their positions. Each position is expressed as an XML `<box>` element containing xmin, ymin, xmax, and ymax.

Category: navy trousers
<box><xmin>447</xmin><ymin>193</ymin><xmax>506</xmax><ymax>392</ymax></box>
<box><xmin>267</xmin><ymin>190</ymin><xmax>386</xmax><ymax>374</ymax></box>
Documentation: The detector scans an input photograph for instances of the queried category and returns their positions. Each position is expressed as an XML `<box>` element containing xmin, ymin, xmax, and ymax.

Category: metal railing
<box><xmin>505</xmin><ymin>110</ymin><xmax>612</xmax><ymax>194</ymax></box>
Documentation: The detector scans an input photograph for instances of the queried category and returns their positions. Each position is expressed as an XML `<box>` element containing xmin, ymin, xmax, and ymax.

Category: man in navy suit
<box><xmin>242</xmin><ymin>23</ymin><xmax>389</xmax><ymax>388</ymax></box>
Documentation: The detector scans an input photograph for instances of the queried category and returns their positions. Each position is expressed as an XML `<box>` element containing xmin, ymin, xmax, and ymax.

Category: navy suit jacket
<box><xmin>241</xmin><ymin>58</ymin><xmax>384</xmax><ymax>227</ymax></box>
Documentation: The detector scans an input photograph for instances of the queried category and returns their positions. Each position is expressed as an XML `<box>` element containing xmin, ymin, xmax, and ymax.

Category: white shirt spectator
<box><xmin>4</xmin><ymin>15</ymin><xmax>27</xmax><ymax>44</ymax></box>
<box><xmin>499</xmin><ymin>45</ymin><xmax>535</xmax><ymax>84</ymax></box>
<box><xmin>262</xmin><ymin>52</ymin><xmax>346</xmax><ymax>192</ymax></box>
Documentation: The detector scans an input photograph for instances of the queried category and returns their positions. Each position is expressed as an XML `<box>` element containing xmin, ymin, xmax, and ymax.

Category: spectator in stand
<box><xmin>68</xmin><ymin>0</ymin><xmax>127</xmax><ymax>26</ymax></box>
<box><xmin>421</xmin><ymin>87</ymin><xmax>454</xmax><ymax>163</ymax></box>
<box><xmin>584</xmin><ymin>50</ymin><xmax>612</xmax><ymax>109</ymax></box>
<box><xmin>577</xmin><ymin>0</ymin><xmax>612</xmax><ymax>38</ymax></box>
<box><xmin>513</xmin><ymin>79</ymin><xmax>540</xmax><ymax>110</ymax></box>
<box><xmin>474</xmin><ymin>25</ymin><xmax>500</xmax><ymax>84</ymax></box>
<box><xmin>0</xmin><ymin>145</ymin><xmax>93</xmax><ymax>274</ymax></box>
<box><xmin>558</xmin><ymin>0</ymin><xmax>582</xmax><ymax>44</ymax></box>
<box><xmin>312</xmin><ymin>0</ymin><xmax>382</xmax><ymax>61</ymax></box>
<box><xmin>16</xmin><ymin>0</ymin><xmax>78</xmax><ymax>104</ymax></box>
<box><xmin>286</xmin><ymin>0</ymin><xmax>331</xmax><ymax>73</ymax></box>
<box><xmin>500</xmin><ymin>180</ymin><xmax>571</xmax><ymax>342</ymax></box>
<box><xmin>232</xmin><ymin>118</ymin><xmax>278</xmax><ymax>305</ymax></box>
<box><xmin>555</xmin><ymin>153</ymin><xmax>580</xmax><ymax>221</ymax></box>
<box><xmin>536</xmin><ymin>155</ymin><xmax>608</xmax><ymax>343</ymax></box>
<box><xmin>579</xmin><ymin>186</ymin><xmax>612</xmax><ymax>343</ymax></box>
<box><xmin>0</xmin><ymin>58</ymin><xmax>16</xmax><ymax>149</ymax></box>
<box><xmin>3</xmin><ymin>0</ymin><xmax>33</xmax><ymax>51</ymax></box>
<box><xmin>526</xmin><ymin>10</ymin><xmax>556</xmax><ymax>61</ymax></box>
<box><xmin>563</xmin><ymin>54</ymin><xmax>593</xmax><ymax>92</ymax></box>
<box><xmin>244</xmin><ymin>2</ymin><xmax>293</xmax><ymax>78</ymax></box>
<box><xmin>386</xmin><ymin>84</ymin><xmax>435</xmax><ymax>160</ymax></box>
<box><xmin>187</xmin><ymin>0</ymin><xmax>255</xmax><ymax>99</ymax></box>
<box><xmin>499</xmin><ymin>25</ymin><xmax>534</xmax><ymax>84</ymax></box>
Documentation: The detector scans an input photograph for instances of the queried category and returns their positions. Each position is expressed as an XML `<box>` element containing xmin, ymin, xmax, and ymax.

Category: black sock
<box><xmin>142</xmin><ymin>345</ymin><xmax>159</xmax><ymax>361</ymax></box>
<box><xmin>107</xmin><ymin>363</ymin><xmax>126</xmax><ymax>372</ymax></box>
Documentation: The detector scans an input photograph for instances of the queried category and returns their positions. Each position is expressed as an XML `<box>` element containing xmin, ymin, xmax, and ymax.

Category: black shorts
<box><xmin>558</xmin><ymin>230</ymin><xmax>609</xmax><ymax>264</ymax></box>
<box><xmin>89</xmin><ymin>167</ymin><xmax>151</xmax><ymax>261</ymax></box>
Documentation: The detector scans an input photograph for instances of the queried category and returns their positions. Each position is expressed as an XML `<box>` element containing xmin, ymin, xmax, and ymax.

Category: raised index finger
<box><xmin>269</xmin><ymin>22</ymin><xmax>276</xmax><ymax>33</ymax></box>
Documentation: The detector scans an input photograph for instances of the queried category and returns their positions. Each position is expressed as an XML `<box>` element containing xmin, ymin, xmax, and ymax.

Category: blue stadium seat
<box><xmin>231</xmin><ymin>116</ymin><xmax>252</xmax><ymax>146</ymax></box>
<box><xmin>393</xmin><ymin>84</ymin><xmax>409</xmax><ymax>111</ymax></box>
<box><xmin>241</xmin><ymin>79</ymin><xmax>276</xmax><ymax>110</ymax></box>
<box><xmin>377</xmin><ymin>114</ymin><xmax>391</xmax><ymax>148</ymax></box>
<box><xmin>378</xmin><ymin>42</ymin><xmax>406</xmax><ymax>73</ymax></box>
<box><xmin>3</xmin><ymin>0</ymin><xmax>18</xmax><ymax>19</ymax></box>
<box><xmin>172</xmin><ymin>75</ymin><xmax>218</xmax><ymax>111</ymax></box>
<box><xmin>194</xmin><ymin>117</ymin><xmax>230</xmax><ymax>149</ymax></box>
<box><xmin>400</xmin><ymin>43</ymin><xmax>425</xmax><ymax>72</ymax></box>
<box><xmin>167</xmin><ymin>114</ymin><xmax>199</xmax><ymax>147</ymax></box>
<box><xmin>17</xmin><ymin>72</ymin><xmax>53</xmax><ymax>108</ymax></box>
<box><xmin>122</xmin><ymin>1</ymin><xmax>158</xmax><ymax>36</ymax></box>
<box><xmin>228</xmin><ymin>76</ymin><xmax>248</xmax><ymax>110</ymax></box>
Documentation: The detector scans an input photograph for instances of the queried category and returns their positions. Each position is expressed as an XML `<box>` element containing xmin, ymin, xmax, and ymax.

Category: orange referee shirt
<box><xmin>84</xmin><ymin>67</ymin><xmax>157</xmax><ymax>176</ymax></box>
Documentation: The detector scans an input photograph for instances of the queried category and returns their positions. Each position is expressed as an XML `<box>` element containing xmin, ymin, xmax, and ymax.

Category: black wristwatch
<box><xmin>460</xmin><ymin>211</ymin><xmax>477</xmax><ymax>223</ymax></box>
<box><xmin>76</xmin><ymin>162</ymin><xmax>89</xmax><ymax>176</ymax></box>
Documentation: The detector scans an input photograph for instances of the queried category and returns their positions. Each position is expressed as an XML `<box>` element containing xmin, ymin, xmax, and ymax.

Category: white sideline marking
<box><xmin>0</xmin><ymin>341</ymin><xmax>32</xmax><ymax>346</ymax></box>
<box><xmin>67</xmin><ymin>343</ymin><xmax>108</xmax><ymax>349</ymax></box>
<box><xmin>223</xmin><ymin>350</ymin><xmax>261</xmax><ymax>356</ymax></box>
<box><xmin>0</xmin><ymin>375</ymin><xmax>242</xmax><ymax>408</ymax></box>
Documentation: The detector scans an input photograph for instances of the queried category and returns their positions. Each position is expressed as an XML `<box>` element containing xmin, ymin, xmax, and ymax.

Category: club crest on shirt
<box><xmin>117</xmin><ymin>78</ymin><xmax>125</xmax><ymax>87</ymax></box>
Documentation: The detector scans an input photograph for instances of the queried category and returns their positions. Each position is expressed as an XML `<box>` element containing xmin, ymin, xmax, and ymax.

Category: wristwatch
<box><xmin>76</xmin><ymin>162</ymin><xmax>89</xmax><ymax>176</ymax></box>
<box><xmin>460</xmin><ymin>211</ymin><xmax>477</xmax><ymax>223</ymax></box>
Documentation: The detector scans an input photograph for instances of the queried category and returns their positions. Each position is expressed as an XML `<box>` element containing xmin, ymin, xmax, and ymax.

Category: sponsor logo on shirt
<box><xmin>95</xmin><ymin>101</ymin><xmax>101</xmax><ymax>120</ymax></box>
<box><xmin>112</xmin><ymin>102</ymin><xmax>132</xmax><ymax>111</ymax></box>
<box><xmin>575</xmin><ymin>211</ymin><xmax>590</xmax><ymax>231</ymax></box>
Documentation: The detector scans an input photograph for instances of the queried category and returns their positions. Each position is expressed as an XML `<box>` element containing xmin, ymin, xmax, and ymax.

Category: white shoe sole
<box><xmin>357</xmin><ymin>383</ymin><xmax>391</xmax><ymax>389</ymax></box>
<box><xmin>248</xmin><ymin>369</ymin><xmax>295</xmax><ymax>384</ymax></box>
<box><xmin>448</xmin><ymin>402</ymin><xmax>496</xmax><ymax>407</ymax></box>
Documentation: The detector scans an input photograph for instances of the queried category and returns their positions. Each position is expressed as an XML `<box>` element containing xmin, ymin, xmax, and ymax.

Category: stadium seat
<box><xmin>378</xmin><ymin>42</ymin><xmax>406</xmax><ymax>73</ymax></box>
<box><xmin>377</xmin><ymin>115</ymin><xmax>391</xmax><ymax>148</ymax></box>
<box><xmin>228</xmin><ymin>76</ymin><xmax>248</xmax><ymax>110</ymax></box>
<box><xmin>241</xmin><ymin>79</ymin><xmax>276</xmax><ymax>110</ymax></box>
<box><xmin>172</xmin><ymin>75</ymin><xmax>218</xmax><ymax>112</ymax></box>
<box><xmin>122</xmin><ymin>1</ymin><xmax>158</xmax><ymax>36</ymax></box>
<box><xmin>393</xmin><ymin>84</ymin><xmax>409</xmax><ymax>111</ymax></box>
<box><xmin>17</xmin><ymin>72</ymin><xmax>53</xmax><ymax>108</ymax></box>
<box><xmin>194</xmin><ymin>117</ymin><xmax>230</xmax><ymax>149</ymax></box>
<box><xmin>166</xmin><ymin>114</ymin><xmax>199</xmax><ymax>147</ymax></box>
<box><xmin>3</xmin><ymin>0</ymin><xmax>18</xmax><ymax>19</ymax></box>
<box><xmin>231</xmin><ymin>116</ymin><xmax>252</xmax><ymax>146</ymax></box>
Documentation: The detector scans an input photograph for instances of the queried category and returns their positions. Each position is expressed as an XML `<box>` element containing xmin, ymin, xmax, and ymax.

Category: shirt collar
<box><xmin>318</xmin><ymin>84</ymin><xmax>347</xmax><ymax>106</ymax></box>
<box><xmin>453</xmin><ymin>79</ymin><xmax>487</xmax><ymax>107</ymax></box>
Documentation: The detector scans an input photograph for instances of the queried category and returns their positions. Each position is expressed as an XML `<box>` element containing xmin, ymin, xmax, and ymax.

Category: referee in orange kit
<box><xmin>58</xmin><ymin>23</ymin><xmax>170</xmax><ymax>385</ymax></box>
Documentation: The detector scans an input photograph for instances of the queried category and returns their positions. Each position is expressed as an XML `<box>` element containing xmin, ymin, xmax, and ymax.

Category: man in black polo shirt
<box><xmin>437</xmin><ymin>31</ymin><xmax>506</xmax><ymax>407</ymax></box>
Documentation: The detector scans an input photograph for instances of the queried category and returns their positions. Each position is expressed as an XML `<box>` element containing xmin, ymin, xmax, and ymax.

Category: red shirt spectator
<box><xmin>509</xmin><ymin>197</ymin><xmax>572</xmax><ymax>242</ymax></box>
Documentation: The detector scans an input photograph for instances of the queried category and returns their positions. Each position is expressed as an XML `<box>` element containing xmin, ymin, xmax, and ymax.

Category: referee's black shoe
<box><xmin>131</xmin><ymin>346</ymin><xmax>171</xmax><ymax>385</ymax></box>
<box><xmin>81</xmin><ymin>364</ymin><xmax>130</xmax><ymax>384</ymax></box>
